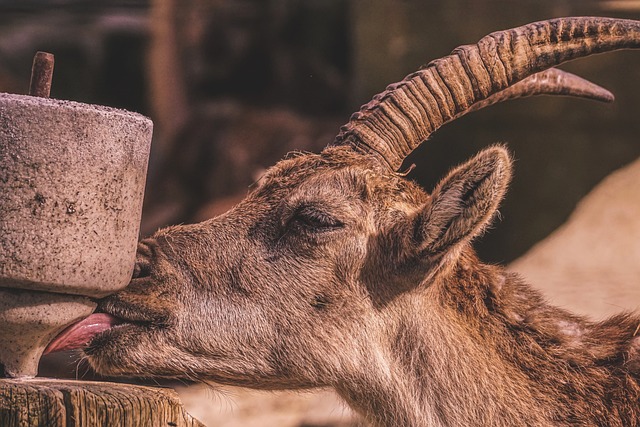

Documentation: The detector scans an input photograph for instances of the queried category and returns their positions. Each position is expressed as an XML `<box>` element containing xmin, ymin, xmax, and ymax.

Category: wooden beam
<box><xmin>0</xmin><ymin>379</ymin><xmax>205</xmax><ymax>427</ymax></box>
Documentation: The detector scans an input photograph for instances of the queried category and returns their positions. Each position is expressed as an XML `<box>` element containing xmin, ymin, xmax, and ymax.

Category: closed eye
<box><xmin>290</xmin><ymin>205</ymin><xmax>343</xmax><ymax>232</ymax></box>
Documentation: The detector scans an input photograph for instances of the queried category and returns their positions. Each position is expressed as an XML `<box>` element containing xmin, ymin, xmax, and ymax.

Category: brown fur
<box><xmin>85</xmin><ymin>145</ymin><xmax>640</xmax><ymax>426</ymax></box>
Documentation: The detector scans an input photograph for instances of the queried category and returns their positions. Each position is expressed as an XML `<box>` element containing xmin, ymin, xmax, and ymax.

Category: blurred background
<box><xmin>2</xmin><ymin>0</ymin><xmax>640</xmax><ymax>425</ymax></box>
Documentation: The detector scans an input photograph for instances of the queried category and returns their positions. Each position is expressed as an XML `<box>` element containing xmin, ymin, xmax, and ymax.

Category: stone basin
<box><xmin>0</xmin><ymin>93</ymin><xmax>152</xmax><ymax>377</ymax></box>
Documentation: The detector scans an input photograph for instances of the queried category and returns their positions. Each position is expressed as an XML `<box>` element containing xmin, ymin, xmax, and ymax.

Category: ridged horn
<box><xmin>461</xmin><ymin>67</ymin><xmax>613</xmax><ymax>118</ymax></box>
<box><xmin>331</xmin><ymin>17</ymin><xmax>639</xmax><ymax>170</ymax></box>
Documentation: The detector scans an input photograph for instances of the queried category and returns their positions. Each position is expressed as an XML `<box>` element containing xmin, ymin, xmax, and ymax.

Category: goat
<box><xmin>47</xmin><ymin>17</ymin><xmax>640</xmax><ymax>426</ymax></box>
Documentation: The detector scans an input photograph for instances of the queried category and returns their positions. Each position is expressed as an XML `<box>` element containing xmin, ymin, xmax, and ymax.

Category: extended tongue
<box><xmin>44</xmin><ymin>313</ymin><xmax>123</xmax><ymax>354</ymax></box>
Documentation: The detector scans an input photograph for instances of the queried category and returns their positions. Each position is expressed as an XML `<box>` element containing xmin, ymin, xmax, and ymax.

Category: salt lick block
<box><xmin>0</xmin><ymin>93</ymin><xmax>152</xmax><ymax>297</ymax></box>
<box><xmin>0</xmin><ymin>93</ymin><xmax>152</xmax><ymax>377</ymax></box>
<box><xmin>0</xmin><ymin>289</ymin><xmax>95</xmax><ymax>378</ymax></box>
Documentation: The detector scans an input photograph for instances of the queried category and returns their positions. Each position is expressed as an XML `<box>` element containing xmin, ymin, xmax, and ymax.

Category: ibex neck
<box><xmin>340</xmin><ymin>299</ymin><xmax>551</xmax><ymax>425</ymax></box>
<box><xmin>339</xmin><ymin>254</ymin><xmax>639</xmax><ymax>426</ymax></box>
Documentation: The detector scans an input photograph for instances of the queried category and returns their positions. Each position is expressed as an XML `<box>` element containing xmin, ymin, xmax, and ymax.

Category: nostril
<box><xmin>132</xmin><ymin>239</ymin><xmax>156</xmax><ymax>279</ymax></box>
<box><xmin>132</xmin><ymin>260</ymin><xmax>152</xmax><ymax>279</ymax></box>
<box><xmin>137</xmin><ymin>239</ymin><xmax>154</xmax><ymax>258</ymax></box>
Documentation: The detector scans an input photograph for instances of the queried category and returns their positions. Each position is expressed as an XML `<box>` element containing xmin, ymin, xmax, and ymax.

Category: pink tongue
<box><xmin>44</xmin><ymin>313</ymin><xmax>122</xmax><ymax>354</ymax></box>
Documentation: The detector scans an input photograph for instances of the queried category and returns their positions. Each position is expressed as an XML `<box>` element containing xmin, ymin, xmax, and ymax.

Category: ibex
<box><xmin>47</xmin><ymin>17</ymin><xmax>640</xmax><ymax>426</ymax></box>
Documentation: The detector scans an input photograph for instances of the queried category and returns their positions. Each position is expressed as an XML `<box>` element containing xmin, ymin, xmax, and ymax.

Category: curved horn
<box><xmin>462</xmin><ymin>68</ymin><xmax>613</xmax><ymax>118</ymax></box>
<box><xmin>331</xmin><ymin>17</ymin><xmax>639</xmax><ymax>170</ymax></box>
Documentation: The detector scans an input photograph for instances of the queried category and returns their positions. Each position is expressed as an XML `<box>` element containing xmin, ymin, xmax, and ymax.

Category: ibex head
<box><xmin>47</xmin><ymin>16</ymin><xmax>640</xmax><ymax>425</ymax></box>
<box><xmin>84</xmin><ymin>143</ymin><xmax>511</xmax><ymax>384</ymax></box>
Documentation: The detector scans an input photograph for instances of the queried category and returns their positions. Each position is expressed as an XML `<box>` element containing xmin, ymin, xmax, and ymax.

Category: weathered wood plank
<box><xmin>0</xmin><ymin>379</ymin><xmax>205</xmax><ymax>427</ymax></box>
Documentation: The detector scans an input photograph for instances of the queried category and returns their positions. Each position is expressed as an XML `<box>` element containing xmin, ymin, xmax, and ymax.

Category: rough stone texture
<box><xmin>0</xmin><ymin>93</ymin><xmax>152</xmax><ymax>297</ymax></box>
<box><xmin>0</xmin><ymin>378</ymin><xmax>205</xmax><ymax>427</ymax></box>
<box><xmin>510</xmin><ymin>157</ymin><xmax>640</xmax><ymax>319</ymax></box>
<box><xmin>0</xmin><ymin>289</ymin><xmax>95</xmax><ymax>378</ymax></box>
<box><xmin>0</xmin><ymin>93</ymin><xmax>152</xmax><ymax>378</ymax></box>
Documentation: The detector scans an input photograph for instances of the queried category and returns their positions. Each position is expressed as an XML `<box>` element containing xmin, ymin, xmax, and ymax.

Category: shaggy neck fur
<box><xmin>338</xmin><ymin>251</ymin><xmax>640</xmax><ymax>427</ymax></box>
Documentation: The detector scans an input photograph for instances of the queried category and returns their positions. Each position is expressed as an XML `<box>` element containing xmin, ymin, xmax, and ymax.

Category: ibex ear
<box><xmin>414</xmin><ymin>146</ymin><xmax>512</xmax><ymax>258</ymax></box>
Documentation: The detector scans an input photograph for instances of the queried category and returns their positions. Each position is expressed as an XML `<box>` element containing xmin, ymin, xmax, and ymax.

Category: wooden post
<box><xmin>0</xmin><ymin>379</ymin><xmax>205</xmax><ymax>427</ymax></box>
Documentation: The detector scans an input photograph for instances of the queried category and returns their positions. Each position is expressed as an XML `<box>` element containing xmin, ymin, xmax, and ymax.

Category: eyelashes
<box><xmin>287</xmin><ymin>204</ymin><xmax>344</xmax><ymax>233</ymax></box>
